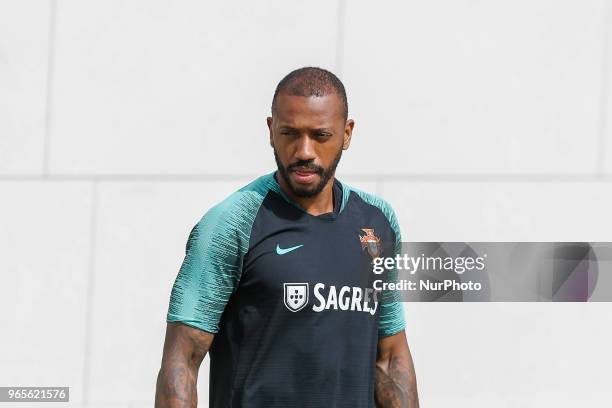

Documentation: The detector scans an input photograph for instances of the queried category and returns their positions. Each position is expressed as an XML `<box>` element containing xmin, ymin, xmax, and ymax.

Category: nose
<box><xmin>294</xmin><ymin>134</ymin><xmax>316</xmax><ymax>162</ymax></box>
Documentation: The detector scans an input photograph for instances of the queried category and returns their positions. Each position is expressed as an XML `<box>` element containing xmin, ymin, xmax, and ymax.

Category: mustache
<box><xmin>286</xmin><ymin>161</ymin><xmax>324</xmax><ymax>174</ymax></box>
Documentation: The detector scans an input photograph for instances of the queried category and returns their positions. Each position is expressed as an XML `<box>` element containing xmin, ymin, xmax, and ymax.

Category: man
<box><xmin>155</xmin><ymin>67</ymin><xmax>419</xmax><ymax>407</ymax></box>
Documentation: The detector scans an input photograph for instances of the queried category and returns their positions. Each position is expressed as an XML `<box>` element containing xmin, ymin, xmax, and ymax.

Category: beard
<box><xmin>273</xmin><ymin>147</ymin><xmax>343</xmax><ymax>198</ymax></box>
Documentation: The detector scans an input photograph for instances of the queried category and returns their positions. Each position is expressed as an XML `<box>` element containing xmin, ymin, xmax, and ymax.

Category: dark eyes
<box><xmin>314</xmin><ymin>132</ymin><xmax>332</xmax><ymax>138</ymax></box>
<box><xmin>279</xmin><ymin>130</ymin><xmax>332</xmax><ymax>138</ymax></box>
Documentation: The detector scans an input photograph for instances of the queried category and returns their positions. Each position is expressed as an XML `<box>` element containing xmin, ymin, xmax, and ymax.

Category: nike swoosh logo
<box><xmin>276</xmin><ymin>244</ymin><xmax>304</xmax><ymax>255</ymax></box>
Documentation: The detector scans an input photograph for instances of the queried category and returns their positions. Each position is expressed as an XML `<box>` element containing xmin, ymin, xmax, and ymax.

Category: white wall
<box><xmin>1</xmin><ymin>1</ymin><xmax>611</xmax><ymax>407</ymax></box>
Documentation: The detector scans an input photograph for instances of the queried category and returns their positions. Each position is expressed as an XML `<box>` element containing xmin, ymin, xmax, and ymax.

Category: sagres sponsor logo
<box><xmin>283</xmin><ymin>282</ymin><xmax>379</xmax><ymax>315</ymax></box>
<box><xmin>313</xmin><ymin>284</ymin><xmax>379</xmax><ymax>315</ymax></box>
<box><xmin>283</xmin><ymin>283</ymin><xmax>309</xmax><ymax>312</ymax></box>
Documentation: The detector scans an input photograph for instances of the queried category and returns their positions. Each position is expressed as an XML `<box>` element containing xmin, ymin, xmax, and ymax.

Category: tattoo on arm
<box><xmin>156</xmin><ymin>364</ymin><xmax>194</xmax><ymax>407</ymax></box>
<box><xmin>375</xmin><ymin>354</ymin><xmax>419</xmax><ymax>408</ymax></box>
<box><xmin>155</xmin><ymin>323</ymin><xmax>214</xmax><ymax>408</ymax></box>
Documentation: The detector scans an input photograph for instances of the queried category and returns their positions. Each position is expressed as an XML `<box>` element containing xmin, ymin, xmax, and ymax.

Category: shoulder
<box><xmin>201</xmin><ymin>173</ymin><xmax>275</xmax><ymax>222</ymax></box>
<box><xmin>341</xmin><ymin>182</ymin><xmax>401</xmax><ymax>239</ymax></box>
<box><xmin>192</xmin><ymin>173</ymin><xmax>276</xmax><ymax>244</ymax></box>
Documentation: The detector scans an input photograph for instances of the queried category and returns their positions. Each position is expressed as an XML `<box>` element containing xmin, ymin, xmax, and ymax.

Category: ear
<box><xmin>342</xmin><ymin>119</ymin><xmax>355</xmax><ymax>150</ymax></box>
<box><xmin>267</xmin><ymin>116</ymin><xmax>274</xmax><ymax>148</ymax></box>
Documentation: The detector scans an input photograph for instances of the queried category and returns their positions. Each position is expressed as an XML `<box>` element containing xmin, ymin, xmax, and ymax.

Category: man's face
<box><xmin>267</xmin><ymin>93</ymin><xmax>354</xmax><ymax>198</ymax></box>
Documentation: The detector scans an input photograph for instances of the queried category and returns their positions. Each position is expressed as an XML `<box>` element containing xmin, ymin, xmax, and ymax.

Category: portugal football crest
<box><xmin>283</xmin><ymin>283</ymin><xmax>309</xmax><ymax>312</ymax></box>
<box><xmin>359</xmin><ymin>228</ymin><xmax>382</xmax><ymax>259</ymax></box>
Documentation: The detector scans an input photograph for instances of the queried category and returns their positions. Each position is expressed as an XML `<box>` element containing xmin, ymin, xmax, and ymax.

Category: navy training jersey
<box><xmin>167</xmin><ymin>172</ymin><xmax>406</xmax><ymax>408</ymax></box>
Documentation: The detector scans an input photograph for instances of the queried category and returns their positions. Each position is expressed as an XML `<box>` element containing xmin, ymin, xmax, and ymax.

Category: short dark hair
<box><xmin>271</xmin><ymin>67</ymin><xmax>348</xmax><ymax>121</ymax></box>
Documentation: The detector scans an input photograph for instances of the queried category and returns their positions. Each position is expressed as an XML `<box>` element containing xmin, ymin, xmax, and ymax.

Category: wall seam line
<box><xmin>335</xmin><ymin>0</ymin><xmax>347</xmax><ymax>77</ymax></box>
<box><xmin>82</xmin><ymin>180</ymin><xmax>98</xmax><ymax>406</ymax></box>
<box><xmin>597</xmin><ymin>0</ymin><xmax>612</xmax><ymax>176</ymax></box>
<box><xmin>42</xmin><ymin>0</ymin><xmax>57</xmax><ymax>176</ymax></box>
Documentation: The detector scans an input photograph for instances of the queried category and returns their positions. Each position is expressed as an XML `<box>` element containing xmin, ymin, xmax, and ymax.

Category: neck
<box><xmin>275</xmin><ymin>173</ymin><xmax>335</xmax><ymax>216</ymax></box>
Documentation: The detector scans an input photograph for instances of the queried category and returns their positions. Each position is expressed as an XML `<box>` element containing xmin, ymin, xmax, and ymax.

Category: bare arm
<box><xmin>375</xmin><ymin>331</ymin><xmax>419</xmax><ymax>408</ymax></box>
<box><xmin>155</xmin><ymin>322</ymin><xmax>214</xmax><ymax>408</ymax></box>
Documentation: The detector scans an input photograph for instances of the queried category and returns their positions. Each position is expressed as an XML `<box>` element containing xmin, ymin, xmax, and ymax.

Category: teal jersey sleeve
<box><xmin>376</xmin><ymin>203</ymin><xmax>407</xmax><ymax>337</ymax></box>
<box><xmin>166</xmin><ymin>179</ymin><xmax>270</xmax><ymax>333</ymax></box>
<box><xmin>347</xmin><ymin>186</ymin><xmax>407</xmax><ymax>337</ymax></box>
